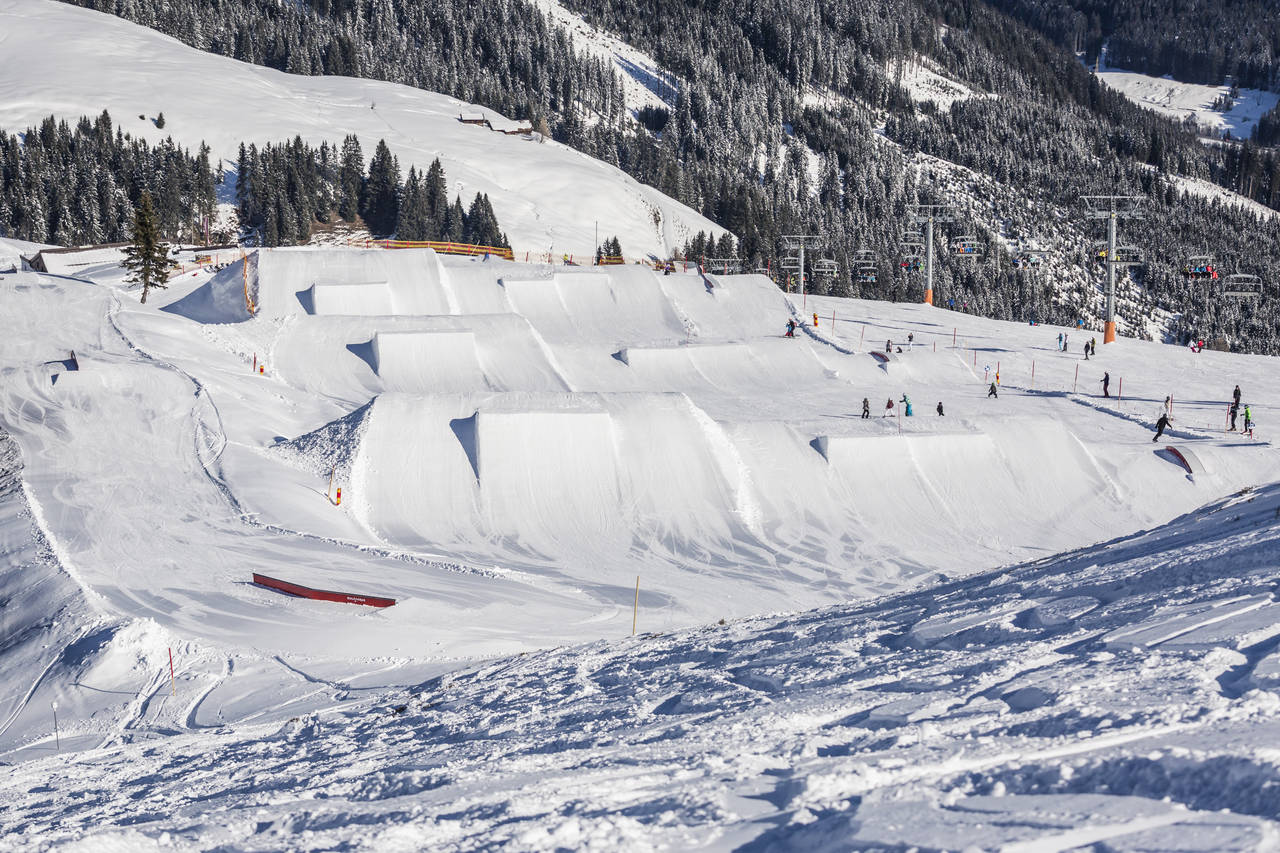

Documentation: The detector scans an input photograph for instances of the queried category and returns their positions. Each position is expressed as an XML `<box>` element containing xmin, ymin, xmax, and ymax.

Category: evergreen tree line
<box><xmin>0</xmin><ymin>111</ymin><xmax>215</xmax><ymax>246</ymax></box>
<box><xmin>235</xmin><ymin>134</ymin><xmax>509</xmax><ymax>248</ymax></box>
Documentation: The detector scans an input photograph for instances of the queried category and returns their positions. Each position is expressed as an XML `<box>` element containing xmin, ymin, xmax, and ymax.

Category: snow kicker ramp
<box><xmin>269</xmin><ymin>314</ymin><xmax>569</xmax><ymax>402</ymax></box>
<box><xmin>247</xmin><ymin>248</ymin><xmax>456</xmax><ymax>318</ymax></box>
<box><xmin>501</xmin><ymin>267</ymin><xmax>687</xmax><ymax>344</ymax></box>
<box><xmin>348</xmin><ymin>392</ymin><xmax>754</xmax><ymax>562</ymax></box>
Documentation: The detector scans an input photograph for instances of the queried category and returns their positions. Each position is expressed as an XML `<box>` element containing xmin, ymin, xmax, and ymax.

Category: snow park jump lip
<box><xmin>251</xmin><ymin>573</ymin><xmax>396</xmax><ymax>608</ymax></box>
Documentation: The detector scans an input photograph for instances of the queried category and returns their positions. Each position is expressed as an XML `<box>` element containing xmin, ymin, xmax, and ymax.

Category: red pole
<box><xmin>252</xmin><ymin>353</ymin><xmax>256</xmax><ymax>374</ymax></box>
<box><xmin>1073</xmin><ymin>364</ymin><xmax>1079</xmax><ymax>393</ymax></box>
<box><xmin>1031</xmin><ymin>359</ymin><xmax>1035</xmax><ymax>388</ymax></box>
<box><xmin>933</xmin><ymin>341</ymin><xmax>936</xmax><ymax>352</ymax></box>
<box><xmin>953</xmin><ymin>328</ymin><xmax>956</xmax><ymax>346</ymax></box>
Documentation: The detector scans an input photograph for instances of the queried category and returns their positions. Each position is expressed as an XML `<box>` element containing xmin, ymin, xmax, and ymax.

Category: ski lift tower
<box><xmin>780</xmin><ymin>234</ymin><xmax>823</xmax><ymax>304</ymax></box>
<box><xmin>908</xmin><ymin>204</ymin><xmax>956</xmax><ymax>306</ymax></box>
<box><xmin>1082</xmin><ymin>195</ymin><xmax>1144</xmax><ymax>344</ymax></box>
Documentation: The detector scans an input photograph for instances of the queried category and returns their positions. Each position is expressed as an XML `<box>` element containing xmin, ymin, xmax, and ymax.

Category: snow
<box><xmin>0</xmin><ymin>31</ymin><xmax>1279</xmax><ymax>842</ymax></box>
<box><xmin>1092</xmin><ymin>58</ymin><xmax>1280</xmax><ymax>140</ymax></box>
<box><xmin>895</xmin><ymin>55</ymin><xmax>988</xmax><ymax>109</ymax></box>
<box><xmin>0</xmin><ymin>0</ymin><xmax>720</xmax><ymax>258</ymax></box>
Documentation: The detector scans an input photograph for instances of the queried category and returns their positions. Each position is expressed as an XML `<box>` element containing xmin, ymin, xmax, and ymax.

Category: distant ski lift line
<box><xmin>1223</xmin><ymin>272</ymin><xmax>1263</xmax><ymax>298</ymax></box>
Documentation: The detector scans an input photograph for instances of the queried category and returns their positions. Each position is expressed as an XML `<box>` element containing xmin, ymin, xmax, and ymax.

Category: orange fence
<box><xmin>362</xmin><ymin>239</ymin><xmax>514</xmax><ymax>260</ymax></box>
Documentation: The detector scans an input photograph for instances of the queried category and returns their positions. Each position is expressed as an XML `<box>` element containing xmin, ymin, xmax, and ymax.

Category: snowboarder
<box><xmin>1233</xmin><ymin>385</ymin><xmax>1242</xmax><ymax>407</ymax></box>
<box><xmin>987</xmin><ymin>382</ymin><xmax>998</xmax><ymax>398</ymax></box>
<box><xmin>886</xmin><ymin>339</ymin><xmax>892</xmax><ymax>353</ymax></box>
<box><xmin>1063</xmin><ymin>333</ymin><xmax>1069</xmax><ymax>352</ymax></box>
<box><xmin>1057</xmin><ymin>332</ymin><xmax>1063</xmax><ymax>351</ymax></box>
<box><xmin>1229</xmin><ymin>400</ymin><xmax>1239</xmax><ymax>431</ymax></box>
<box><xmin>936</xmin><ymin>401</ymin><xmax>945</xmax><ymax>416</ymax></box>
<box><xmin>1090</xmin><ymin>338</ymin><xmax>1097</xmax><ymax>356</ymax></box>
<box><xmin>1153</xmin><ymin>412</ymin><xmax>1170</xmax><ymax>442</ymax></box>
<box><xmin>1164</xmin><ymin>395</ymin><xmax>1173</xmax><ymax>415</ymax></box>
<box><xmin>1101</xmin><ymin>371</ymin><xmax>1110</xmax><ymax>398</ymax></box>
<box><xmin>1244</xmin><ymin>405</ymin><xmax>1254</xmax><ymax>436</ymax></box>
<box><xmin>1083</xmin><ymin>341</ymin><xmax>1089</xmax><ymax>360</ymax></box>
<box><xmin>785</xmin><ymin>318</ymin><xmax>796</xmax><ymax>337</ymax></box>
<box><xmin>907</xmin><ymin>332</ymin><xmax>914</xmax><ymax>348</ymax></box>
<box><xmin>861</xmin><ymin>398</ymin><xmax>870</xmax><ymax>419</ymax></box>
<box><xmin>884</xmin><ymin>398</ymin><xmax>894</xmax><ymax>417</ymax></box>
<box><xmin>900</xmin><ymin>394</ymin><xmax>913</xmax><ymax>416</ymax></box>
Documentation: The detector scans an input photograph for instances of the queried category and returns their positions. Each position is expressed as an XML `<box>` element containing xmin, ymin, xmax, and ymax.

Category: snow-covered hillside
<box><xmin>1092</xmin><ymin>58</ymin><xmax>1280</xmax><ymax>141</ymax></box>
<box><xmin>0</xmin><ymin>0</ymin><xmax>720</xmax><ymax>257</ymax></box>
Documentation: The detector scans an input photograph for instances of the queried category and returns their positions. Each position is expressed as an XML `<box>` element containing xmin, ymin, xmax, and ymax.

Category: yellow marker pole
<box><xmin>632</xmin><ymin>576</ymin><xmax>640</xmax><ymax>636</ymax></box>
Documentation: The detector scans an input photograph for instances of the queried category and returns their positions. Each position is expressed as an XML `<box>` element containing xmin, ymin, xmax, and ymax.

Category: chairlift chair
<box><xmin>1092</xmin><ymin>242</ymin><xmax>1142</xmax><ymax>266</ymax></box>
<box><xmin>1223</xmin><ymin>273</ymin><xmax>1262</xmax><ymax>298</ymax></box>
<box><xmin>950</xmin><ymin>236</ymin><xmax>983</xmax><ymax>258</ymax></box>
<box><xmin>899</xmin><ymin>232</ymin><xmax>924</xmax><ymax>271</ymax></box>
<box><xmin>852</xmin><ymin>249</ymin><xmax>876</xmax><ymax>283</ymax></box>
<box><xmin>1184</xmin><ymin>254</ymin><xmax>1216</xmax><ymax>280</ymax></box>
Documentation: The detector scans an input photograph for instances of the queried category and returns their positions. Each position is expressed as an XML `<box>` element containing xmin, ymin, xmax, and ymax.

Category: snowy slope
<box><xmin>1092</xmin><ymin>59</ymin><xmax>1279</xmax><ymax>140</ymax></box>
<box><xmin>4</xmin><ymin>476</ymin><xmax>1280</xmax><ymax>850</ymax></box>
<box><xmin>0</xmin><ymin>0</ymin><xmax>721</xmax><ymax>257</ymax></box>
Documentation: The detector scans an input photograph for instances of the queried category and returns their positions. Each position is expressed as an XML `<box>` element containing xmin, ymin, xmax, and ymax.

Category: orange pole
<box><xmin>1104</xmin><ymin>320</ymin><xmax>1117</xmax><ymax>344</ymax></box>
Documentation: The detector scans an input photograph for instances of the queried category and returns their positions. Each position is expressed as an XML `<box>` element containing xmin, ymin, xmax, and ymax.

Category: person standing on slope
<box><xmin>1057</xmin><ymin>332</ymin><xmax>1063</xmax><ymax>351</ymax></box>
<box><xmin>1244</xmin><ymin>404</ymin><xmax>1254</xmax><ymax>436</ymax></box>
<box><xmin>884</xmin><ymin>398</ymin><xmax>895</xmax><ymax>417</ymax></box>
<box><xmin>785</xmin><ymin>318</ymin><xmax>796</xmax><ymax>337</ymax></box>
<box><xmin>1234</xmin><ymin>385</ymin><xmax>1242</xmax><ymax>407</ymax></box>
<box><xmin>937</xmin><ymin>401</ymin><xmax>945</xmax><ymax>416</ymax></box>
<box><xmin>900</xmin><ymin>394</ymin><xmax>913</xmax><ymax>416</ymax></box>
<box><xmin>1090</xmin><ymin>338</ymin><xmax>1097</xmax><ymax>356</ymax></box>
<box><xmin>1101</xmin><ymin>371</ymin><xmax>1110</xmax><ymax>398</ymax></box>
<box><xmin>861</xmin><ymin>398</ymin><xmax>870</xmax><ymax>419</ymax></box>
<box><xmin>1153</xmin><ymin>412</ymin><xmax>1170</xmax><ymax>442</ymax></box>
<box><xmin>1083</xmin><ymin>341</ymin><xmax>1090</xmax><ymax>360</ymax></box>
<box><xmin>987</xmin><ymin>382</ymin><xmax>998</xmax><ymax>398</ymax></box>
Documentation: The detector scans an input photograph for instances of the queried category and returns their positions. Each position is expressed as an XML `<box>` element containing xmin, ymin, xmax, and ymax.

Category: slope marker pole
<box><xmin>632</xmin><ymin>576</ymin><xmax>640</xmax><ymax>636</ymax></box>
<box><xmin>169</xmin><ymin>648</ymin><xmax>176</xmax><ymax>696</ymax></box>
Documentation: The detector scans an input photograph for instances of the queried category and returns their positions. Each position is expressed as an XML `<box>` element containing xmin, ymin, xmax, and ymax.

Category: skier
<box><xmin>861</xmin><ymin>398</ymin><xmax>870</xmax><ymax>419</ymax></box>
<box><xmin>884</xmin><ymin>398</ymin><xmax>895</xmax><ymax>417</ymax></box>
<box><xmin>1101</xmin><ymin>371</ymin><xmax>1110</xmax><ymax>398</ymax></box>
<box><xmin>937</xmin><ymin>401</ymin><xmax>945</xmax><ymax>416</ymax></box>
<box><xmin>1244</xmin><ymin>404</ymin><xmax>1254</xmax><ymax>436</ymax></box>
<box><xmin>987</xmin><ymin>382</ymin><xmax>998</xmax><ymax>398</ymax></box>
<box><xmin>1153</xmin><ymin>412</ymin><xmax>1170</xmax><ymax>442</ymax></box>
<box><xmin>900</xmin><ymin>394</ymin><xmax>913</xmax><ymax>416</ymax></box>
<box><xmin>785</xmin><ymin>318</ymin><xmax>796</xmax><ymax>337</ymax></box>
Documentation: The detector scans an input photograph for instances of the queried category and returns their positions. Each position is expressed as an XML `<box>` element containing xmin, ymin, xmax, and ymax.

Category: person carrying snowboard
<box><xmin>987</xmin><ymin>382</ymin><xmax>998</xmax><ymax>398</ymax></box>
<box><xmin>1101</xmin><ymin>371</ymin><xmax>1110</xmax><ymax>398</ymax></box>
<box><xmin>861</xmin><ymin>398</ymin><xmax>870</xmax><ymax>419</ymax></box>
<box><xmin>1153</xmin><ymin>412</ymin><xmax>1170</xmax><ymax>442</ymax></box>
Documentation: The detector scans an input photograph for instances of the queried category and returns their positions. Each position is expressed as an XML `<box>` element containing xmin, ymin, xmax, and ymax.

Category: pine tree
<box><xmin>337</xmin><ymin>134</ymin><xmax>364</xmax><ymax>222</ymax></box>
<box><xmin>423</xmin><ymin>158</ymin><xmax>449</xmax><ymax>240</ymax></box>
<box><xmin>122</xmin><ymin>190</ymin><xmax>171</xmax><ymax>304</ymax></box>
<box><xmin>361</xmin><ymin>139</ymin><xmax>400</xmax><ymax>236</ymax></box>
<box><xmin>396</xmin><ymin>166</ymin><xmax>429</xmax><ymax>240</ymax></box>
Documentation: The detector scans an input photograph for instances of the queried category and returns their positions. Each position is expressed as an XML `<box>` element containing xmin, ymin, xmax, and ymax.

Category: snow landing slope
<box><xmin>4</xmin><ymin>472</ymin><xmax>1280</xmax><ymax>850</ymax></box>
<box><xmin>0</xmin><ymin>0</ymin><xmax>722</xmax><ymax>258</ymax></box>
